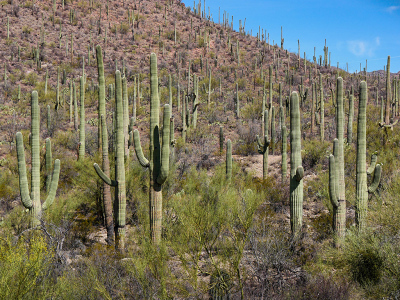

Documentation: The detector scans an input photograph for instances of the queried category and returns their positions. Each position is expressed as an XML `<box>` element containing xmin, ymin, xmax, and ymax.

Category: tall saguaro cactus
<box><xmin>385</xmin><ymin>56</ymin><xmax>391</xmax><ymax>125</ymax></box>
<box><xmin>356</xmin><ymin>81</ymin><xmax>382</xmax><ymax>230</ymax></box>
<box><xmin>94</xmin><ymin>70</ymin><xmax>126</xmax><ymax>250</ymax></box>
<box><xmin>16</xmin><ymin>91</ymin><xmax>61</xmax><ymax>227</ymax></box>
<box><xmin>133</xmin><ymin>53</ymin><xmax>171</xmax><ymax>245</ymax></box>
<box><xmin>290</xmin><ymin>92</ymin><xmax>304</xmax><ymax>235</ymax></box>
<box><xmin>96</xmin><ymin>45</ymin><xmax>114</xmax><ymax>244</ymax></box>
<box><xmin>333</xmin><ymin>77</ymin><xmax>346</xmax><ymax>238</ymax></box>
<box><xmin>78</xmin><ymin>76</ymin><xmax>85</xmax><ymax>160</ymax></box>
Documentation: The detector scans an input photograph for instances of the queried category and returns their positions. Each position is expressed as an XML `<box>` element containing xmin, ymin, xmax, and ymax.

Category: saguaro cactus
<box><xmin>356</xmin><ymin>81</ymin><xmax>382</xmax><ymax>230</ymax></box>
<box><xmin>256</xmin><ymin>109</ymin><xmax>270</xmax><ymax>179</ymax></box>
<box><xmin>347</xmin><ymin>86</ymin><xmax>354</xmax><ymax>144</ymax></box>
<box><xmin>290</xmin><ymin>92</ymin><xmax>304</xmax><ymax>235</ymax></box>
<box><xmin>226</xmin><ymin>139</ymin><xmax>232</xmax><ymax>180</ymax></box>
<box><xmin>96</xmin><ymin>44</ymin><xmax>114</xmax><ymax>244</ymax></box>
<box><xmin>94</xmin><ymin>70</ymin><xmax>126</xmax><ymax>250</ymax></box>
<box><xmin>333</xmin><ymin>77</ymin><xmax>346</xmax><ymax>238</ymax></box>
<box><xmin>78</xmin><ymin>76</ymin><xmax>85</xmax><ymax>160</ymax></box>
<box><xmin>16</xmin><ymin>91</ymin><xmax>61</xmax><ymax>227</ymax></box>
<box><xmin>281</xmin><ymin>125</ymin><xmax>287</xmax><ymax>182</ymax></box>
<box><xmin>133</xmin><ymin>53</ymin><xmax>170</xmax><ymax>245</ymax></box>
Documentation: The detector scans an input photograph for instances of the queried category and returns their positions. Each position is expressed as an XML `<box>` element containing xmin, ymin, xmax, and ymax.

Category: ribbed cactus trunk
<box><xmin>290</xmin><ymin>92</ymin><xmax>304</xmax><ymax>235</ymax></box>
<box><xmin>78</xmin><ymin>76</ymin><xmax>85</xmax><ymax>160</ymax></box>
<box><xmin>281</xmin><ymin>125</ymin><xmax>287</xmax><ymax>182</ymax></box>
<box><xmin>122</xmin><ymin>75</ymin><xmax>129</xmax><ymax>158</ymax></box>
<box><xmin>268</xmin><ymin>65</ymin><xmax>273</xmax><ymax>129</ymax></box>
<box><xmin>16</xmin><ymin>91</ymin><xmax>60</xmax><ymax>227</ymax></box>
<box><xmin>355</xmin><ymin>81</ymin><xmax>382</xmax><ymax>230</ymax></box>
<box><xmin>114</xmin><ymin>70</ymin><xmax>127</xmax><ymax>250</ymax></box>
<box><xmin>356</xmin><ymin>81</ymin><xmax>368</xmax><ymax>229</ymax></box>
<box><xmin>73</xmin><ymin>81</ymin><xmax>78</xmax><ymax>131</ymax></box>
<box><xmin>133</xmin><ymin>53</ymin><xmax>170</xmax><ymax>245</ymax></box>
<box><xmin>320</xmin><ymin>73</ymin><xmax>324</xmax><ymax>142</ymax></box>
<box><xmin>311</xmin><ymin>82</ymin><xmax>315</xmax><ymax>135</ymax></box>
<box><xmin>347</xmin><ymin>86</ymin><xmax>354</xmax><ymax>144</ymax></box>
<box><xmin>333</xmin><ymin>77</ymin><xmax>346</xmax><ymax>238</ymax></box>
<box><xmin>385</xmin><ymin>56</ymin><xmax>391</xmax><ymax>124</ymax></box>
<box><xmin>45</xmin><ymin>138</ymin><xmax>52</xmax><ymax>194</ymax></box>
<box><xmin>96</xmin><ymin>45</ymin><xmax>114</xmax><ymax>245</ymax></box>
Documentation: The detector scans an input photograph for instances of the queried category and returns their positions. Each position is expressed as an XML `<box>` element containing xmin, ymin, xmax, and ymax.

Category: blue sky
<box><xmin>181</xmin><ymin>0</ymin><xmax>400</xmax><ymax>73</ymax></box>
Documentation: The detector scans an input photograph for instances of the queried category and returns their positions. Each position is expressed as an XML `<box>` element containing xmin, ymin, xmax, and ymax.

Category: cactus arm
<box><xmin>295</xmin><ymin>166</ymin><xmax>304</xmax><ymax>182</ymax></box>
<box><xmin>157</xmin><ymin>104</ymin><xmax>171</xmax><ymax>185</ymax></box>
<box><xmin>256</xmin><ymin>135</ymin><xmax>263</xmax><ymax>149</ymax></box>
<box><xmin>329</xmin><ymin>154</ymin><xmax>339</xmax><ymax>208</ymax></box>
<box><xmin>133</xmin><ymin>129</ymin><xmax>150</xmax><ymax>168</ymax></box>
<box><xmin>367</xmin><ymin>154</ymin><xmax>377</xmax><ymax>175</ymax></box>
<box><xmin>15</xmin><ymin>132</ymin><xmax>33</xmax><ymax>209</ymax></box>
<box><xmin>42</xmin><ymin>159</ymin><xmax>61</xmax><ymax>210</ymax></box>
<box><xmin>368</xmin><ymin>164</ymin><xmax>382</xmax><ymax>193</ymax></box>
<box><xmin>94</xmin><ymin>163</ymin><xmax>117</xmax><ymax>186</ymax></box>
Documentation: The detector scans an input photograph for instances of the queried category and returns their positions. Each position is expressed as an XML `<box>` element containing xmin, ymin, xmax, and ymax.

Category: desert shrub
<box><xmin>302</xmin><ymin>139</ymin><xmax>330</xmax><ymax>170</ymax></box>
<box><xmin>235</xmin><ymin>119</ymin><xmax>260</xmax><ymax>155</ymax></box>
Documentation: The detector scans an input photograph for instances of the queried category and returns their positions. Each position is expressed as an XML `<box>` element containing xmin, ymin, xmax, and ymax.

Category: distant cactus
<box><xmin>133</xmin><ymin>53</ymin><xmax>170</xmax><ymax>245</ymax></box>
<box><xmin>290</xmin><ymin>92</ymin><xmax>304</xmax><ymax>235</ymax></box>
<box><xmin>16</xmin><ymin>91</ymin><xmax>60</xmax><ymax>227</ymax></box>
<box><xmin>356</xmin><ymin>81</ymin><xmax>382</xmax><ymax>230</ymax></box>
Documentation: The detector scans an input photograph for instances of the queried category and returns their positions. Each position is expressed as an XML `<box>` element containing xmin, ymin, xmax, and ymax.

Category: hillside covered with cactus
<box><xmin>0</xmin><ymin>0</ymin><xmax>400</xmax><ymax>299</ymax></box>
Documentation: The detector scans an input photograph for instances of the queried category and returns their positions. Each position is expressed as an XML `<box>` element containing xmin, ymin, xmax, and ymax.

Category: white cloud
<box><xmin>375</xmin><ymin>37</ymin><xmax>380</xmax><ymax>46</ymax></box>
<box><xmin>387</xmin><ymin>6</ymin><xmax>400</xmax><ymax>12</ymax></box>
<box><xmin>347</xmin><ymin>40</ymin><xmax>366</xmax><ymax>56</ymax></box>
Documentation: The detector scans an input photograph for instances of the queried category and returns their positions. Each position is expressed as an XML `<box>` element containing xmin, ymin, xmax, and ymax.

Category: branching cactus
<box><xmin>356</xmin><ymin>81</ymin><xmax>382</xmax><ymax>230</ymax></box>
<box><xmin>133</xmin><ymin>53</ymin><xmax>170</xmax><ymax>245</ymax></box>
<box><xmin>256</xmin><ymin>109</ymin><xmax>270</xmax><ymax>179</ymax></box>
<box><xmin>94</xmin><ymin>70</ymin><xmax>126</xmax><ymax>250</ymax></box>
<box><xmin>290</xmin><ymin>92</ymin><xmax>304</xmax><ymax>235</ymax></box>
<box><xmin>16</xmin><ymin>91</ymin><xmax>61</xmax><ymax>227</ymax></box>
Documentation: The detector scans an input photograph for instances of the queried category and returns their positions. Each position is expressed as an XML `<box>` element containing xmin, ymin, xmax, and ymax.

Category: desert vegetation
<box><xmin>0</xmin><ymin>0</ymin><xmax>399</xmax><ymax>299</ymax></box>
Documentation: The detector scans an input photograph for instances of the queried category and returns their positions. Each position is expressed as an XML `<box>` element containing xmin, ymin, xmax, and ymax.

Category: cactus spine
<box><xmin>133</xmin><ymin>53</ymin><xmax>170</xmax><ymax>245</ymax></box>
<box><xmin>356</xmin><ymin>81</ymin><xmax>382</xmax><ymax>230</ymax></box>
<box><xmin>16</xmin><ymin>91</ymin><xmax>60</xmax><ymax>227</ymax></box>
<box><xmin>256</xmin><ymin>109</ymin><xmax>270</xmax><ymax>179</ymax></box>
<box><xmin>290</xmin><ymin>92</ymin><xmax>304</xmax><ymax>235</ymax></box>
<box><xmin>94</xmin><ymin>70</ymin><xmax>126</xmax><ymax>250</ymax></box>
